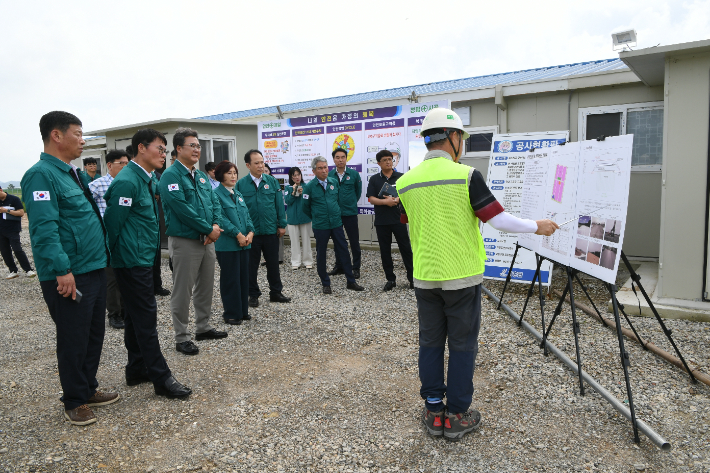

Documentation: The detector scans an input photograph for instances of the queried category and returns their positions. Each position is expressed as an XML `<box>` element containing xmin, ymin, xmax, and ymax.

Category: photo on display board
<box><xmin>604</xmin><ymin>219</ymin><xmax>623</xmax><ymax>243</ymax></box>
<box><xmin>586</xmin><ymin>241</ymin><xmax>602</xmax><ymax>265</ymax></box>
<box><xmin>575</xmin><ymin>237</ymin><xmax>588</xmax><ymax>260</ymax></box>
<box><xmin>590</xmin><ymin>216</ymin><xmax>605</xmax><ymax>240</ymax></box>
<box><xmin>577</xmin><ymin>215</ymin><xmax>591</xmax><ymax>237</ymax></box>
<box><xmin>600</xmin><ymin>245</ymin><xmax>617</xmax><ymax>270</ymax></box>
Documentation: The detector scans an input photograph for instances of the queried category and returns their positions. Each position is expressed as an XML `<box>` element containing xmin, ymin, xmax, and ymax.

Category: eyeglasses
<box><xmin>182</xmin><ymin>143</ymin><xmax>202</xmax><ymax>150</ymax></box>
<box><xmin>155</xmin><ymin>146</ymin><xmax>169</xmax><ymax>155</ymax></box>
<box><xmin>111</xmin><ymin>161</ymin><xmax>129</xmax><ymax>166</ymax></box>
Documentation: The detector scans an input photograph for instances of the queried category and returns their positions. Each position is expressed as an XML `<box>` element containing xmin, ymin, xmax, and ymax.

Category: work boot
<box><xmin>422</xmin><ymin>406</ymin><xmax>444</xmax><ymax>437</ymax></box>
<box><xmin>444</xmin><ymin>409</ymin><xmax>481</xmax><ymax>441</ymax></box>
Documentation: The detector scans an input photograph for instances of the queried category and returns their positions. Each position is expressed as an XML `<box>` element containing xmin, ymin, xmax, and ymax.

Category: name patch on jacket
<box><xmin>119</xmin><ymin>197</ymin><xmax>132</xmax><ymax>207</ymax></box>
<box><xmin>33</xmin><ymin>191</ymin><xmax>50</xmax><ymax>201</ymax></box>
<box><xmin>168</xmin><ymin>184</ymin><xmax>179</xmax><ymax>191</ymax></box>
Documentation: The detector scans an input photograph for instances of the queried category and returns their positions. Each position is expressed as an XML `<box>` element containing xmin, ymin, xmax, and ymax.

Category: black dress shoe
<box><xmin>353</xmin><ymin>269</ymin><xmax>360</xmax><ymax>279</ymax></box>
<box><xmin>327</xmin><ymin>267</ymin><xmax>344</xmax><ymax>276</ymax></box>
<box><xmin>269</xmin><ymin>292</ymin><xmax>291</xmax><ymax>303</ymax></box>
<box><xmin>154</xmin><ymin>376</ymin><xmax>192</xmax><ymax>399</ymax></box>
<box><xmin>195</xmin><ymin>328</ymin><xmax>228</xmax><ymax>341</ymax></box>
<box><xmin>154</xmin><ymin>287</ymin><xmax>171</xmax><ymax>296</ymax></box>
<box><xmin>248</xmin><ymin>297</ymin><xmax>259</xmax><ymax>308</ymax></box>
<box><xmin>108</xmin><ymin>314</ymin><xmax>125</xmax><ymax>329</ymax></box>
<box><xmin>383</xmin><ymin>281</ymin><xmax>397</xmax><ymax>291</ymax></box>
<box><xmin>410</xmin><ymin>282</ymin><xmax>415</xmax><ymax>289</ymax></box>
<box><xmin>224</xmin><ymin>318</ymin><xmax>242</xmax><ymax>325</ymax></box>
<box><xmin>346</xmin><ymin>282</ymin><xmax>365</xmax><ymax>291</ymax></box>
<box><xmin>322</xmin><ymin>285</ymin><xmax>332</xmax><ymax>294</ymax></box>
<box><xmin>176</xmin><ymin>340</ymin><xmax>200</xmax><ymax>355</ymax></box>
<box><xmin>126</xmin><ymin>371</ymin><xmax>151</xmax><ymax>386</ymax></box>
<box><xmin>242</xmin><ymin>314</ymin><xmax>252</xmax><ymax>321</ymax></box>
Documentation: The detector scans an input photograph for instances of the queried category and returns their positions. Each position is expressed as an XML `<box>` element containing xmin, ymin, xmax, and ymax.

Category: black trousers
<box><xmin>153</xmin><ymin>249</ymin><xmax>163</xmax><ymax>291</ymax></box>
<box><xmin>104</xmin><ymin>266</ymin><xmax>123</xmax><ymax>319</ymax></box>
<box><xmin>417</xmin><ymin>285</ymin><xmax>481</xmax><ymax>414</ymax></box>
<box><xmin>375</xmin><ymin>223</ymin><xmax>414</xmax><ymax>283</ymax></box>
<box><xmin>40</xmin><ymin>269</ymin><xmax>106</xmax><ymax>410</ymax></box>
<box><xmin>332</xmin><ymin>214</ymin><xmax>361</xmax><ymax>270</ymax></box>
<box><xmin>114</xmin><ymin>267</ymin><xmax>171</xmax><ymax>385</ymax></box>
<box><xmin>313</xmin><ymin>226</ymin><xmax>355</xmax><ymax>286</ymax></box>
<box><xmin>0</xmin><ymin>231</ymin><xmax>32</xmax><ymax>273</ymax></box>
<box><xmin>216</xmin><ymin>250</ymin><xmax>250</xmax><ymax>321</ymax></box>
<box><xmin>248</xmin><ymin>233</ymin><xmax>283</xmax><ymax>297</ymax></box>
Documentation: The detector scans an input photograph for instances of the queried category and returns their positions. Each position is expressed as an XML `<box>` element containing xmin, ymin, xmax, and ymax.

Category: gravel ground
<box><xmin>0</xmin><ymin>227</ymin><xmax>709</xmax><ymax>472</ymax></box>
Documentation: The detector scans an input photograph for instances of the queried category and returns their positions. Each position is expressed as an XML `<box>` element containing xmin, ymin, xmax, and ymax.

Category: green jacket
<box><xmin>235</xmin><ymin>173</ymin><xmax>286</xmax><ymax>236</ymax></box>
<box><xmin>284</xmin><ymin>185</ymin><xmax>311</xmax><ymax>225</ymax></box>
<box><xmin>328</xmin><ymin>167</ymin><xmax>362</xmax><ymax>216</ymax></box>
<box><xmin>301</xmin><ymin>177</ymin><xmax>342</xmax><ymax>230</ymax></box>
<box><xmin>103</xmin><ymin>162</ymin><xmax>160</xmax><ymax>268</ymax></box>
<box><xmin>159</xmin><ymin>161</ymin><xmax>221</xmax><ymax>239</ymax></box>
<box><xmin>80</xmin><ymin>170</ymin><xmax>100</xmax><ymax>183</ymax></box>
<box><xmin>213</xmin><ymin>184</ymin><xmax>255</xmax><ymax>252</ymax></box>
<box><xmin>21</xmin><ymin>152</ymin><xmax>108</xmax><ymax>281</ymax></box>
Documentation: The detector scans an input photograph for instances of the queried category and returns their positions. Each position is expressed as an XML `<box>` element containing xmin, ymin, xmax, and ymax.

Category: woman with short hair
<box><xmin>213</xmin><ymin>161</ymin><xmax>255</xmax><ymax>324</ymax></box>
<box><xmin>284</xmin><ymin>166</ymin><xmax>313</xmax><ymax>270</ymax></box>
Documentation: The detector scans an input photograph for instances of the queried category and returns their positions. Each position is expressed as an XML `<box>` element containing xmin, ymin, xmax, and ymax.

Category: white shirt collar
<box><xmin>250</xmin><ymin>173</ymin><xmax>263</xmax><ymax>186</ymax></box>
<box><xmin>337</xmin><ymin>167</ymin><xmax>346</xmax><ymax>179</ymax></box>
<box><xmin>178</xmin><ymin>159</ymin><xmax>196</xmax><ymax>176</ymax></box>
<box><xmin>130</xmin><ymin>160</ymin><xmax>153</xmax><ymax>178</ymax></box>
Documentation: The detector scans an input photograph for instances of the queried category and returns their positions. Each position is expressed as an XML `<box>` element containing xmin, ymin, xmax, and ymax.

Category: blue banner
<box><xmin>484</xmin><ymin>265</ymin><xmax>551</xmax><ymax>284</ymax></box>
<box><xmin>493</xmin><ymin>138</ymin><xmax>566</xmax><ymax>153</ymax></box>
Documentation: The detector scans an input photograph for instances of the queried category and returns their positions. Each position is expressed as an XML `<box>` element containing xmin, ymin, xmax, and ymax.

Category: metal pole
<box><xmin>567</xmin><ymin>267</ymin><xmax>585</xmax><ymax>396</ymax></box>
<box><xmin>483</xmin><ymin>285</ymin><xmax>670</xmax><ymax>451</ymax></box>
<box><xmin>519</xmin><ymin>255</ymin><xmax>542</xmax><ymax>326</ymax></box>
<box><xmin>498</xmin><ymin>243</ymin><xmax>520</xmax><ymax>309</ymax></box>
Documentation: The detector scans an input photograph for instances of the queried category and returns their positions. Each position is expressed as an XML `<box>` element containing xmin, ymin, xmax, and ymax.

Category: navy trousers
<box><xmin>216</xmin><ymin>250</ymin><xmax>250</xmax><ymax>321</ymax></box>
<box><xmin>114</xmin><ymin>267</ymin><xmax>172</xmax><ymax>385</ymax></box>
<box><xmin>416</xmin><ymin>284</ymin><xmax>481</xmax><ymax>414</ymax></box>
<box><xmin>332</xmin><ymin>214</ymin><xmax>361</xmax><ymax>271</ymax></box>
<box><xmin>248</xmin><ymin>233</ymin><xmax>283</xmax><ymax>297</ymax></box>
<box><xmin>313</xmin><ymin>226</ymin><xmax>355</xmax><ymax>286</ymax></box>
<box><xmin>0</xmin><ymin>231</ymin><xmax>32</xmax><ymax>273</ymax></box>
<box><xmin>40</xmin><ymin>269</ymin><xmax>106</xmax><ymax>410</ymax></box>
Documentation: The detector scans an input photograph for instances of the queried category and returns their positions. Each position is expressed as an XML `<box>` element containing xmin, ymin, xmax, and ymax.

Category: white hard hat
<box><xmin>420</xmin><ymin>108</ymin><xmax>469</xmax><ymax>141</ymax></box>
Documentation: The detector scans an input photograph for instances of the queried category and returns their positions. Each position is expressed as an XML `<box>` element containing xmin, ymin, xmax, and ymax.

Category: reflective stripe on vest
<box><xmin>398</xmin><ymin>158</ymin><xmax>486</xmax><ymax>281</ymax></box>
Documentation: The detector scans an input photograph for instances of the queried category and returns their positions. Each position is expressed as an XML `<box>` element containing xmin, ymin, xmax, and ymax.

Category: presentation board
<box><xmin>258</xmin><ymin>100</ymin><xmax>449</xmax><ymax>214</ymax></box>
<box><xmin>482</xmin><ymin>131</ymin><xmax>569</xmax><ymax>285</ymax></box>
<box><xmin>517</xmin><ymin>135</ymin><xmax>634</xmax><ymax>284</ymax></box>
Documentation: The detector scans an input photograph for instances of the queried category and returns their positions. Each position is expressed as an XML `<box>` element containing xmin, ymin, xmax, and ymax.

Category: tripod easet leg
<box><xmin>498</xmin><ymin>244</ymin><xmax>520</xmax><ymax>310</ymax></box>
<box><xmin>609</xmin><ymin>283</ymin><xmax>640</xmax><ymax>443</ymax></box>
<box><xmin>519</xmin><ymin>254</ymin><xmax>542</xmax><ymax>327</ymax></box>
<box><xmin>573</xmin><ymin>272</ymin><xmax>606</xmax><ymax>327</ymax></box>
<box><xmin>537</xmin><ymin>256</ymin><xmax>548</xmax><ymax>355</ymax></box>
<box><xmin>567</xmin><ymin>268</ymin><xmax>585</xmax><ymax>396</ymax></box>
<box><xmin>543</xmin><ymin>279</ymin><xmax>569</xmax><ymax>345</ymax></box>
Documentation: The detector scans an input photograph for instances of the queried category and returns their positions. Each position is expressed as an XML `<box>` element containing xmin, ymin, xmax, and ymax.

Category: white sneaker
<box><xmin>26</xmin><ymin>270</ymin><xmax>36</xmax><ymax>278</ymax></box>
<box><xmin>5</xmin><ymin>272</ymin><xmax>19</xmax><ymax>280</ymax></box>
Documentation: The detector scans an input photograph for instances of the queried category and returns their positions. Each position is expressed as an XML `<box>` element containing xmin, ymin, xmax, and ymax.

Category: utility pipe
<box><xmin>551</xmin><ymin>289</ymin><xmax>710</xmax><ymax>388</ymax></box>
<box><xmin>483</xmin><ymin>286</ymin><xmax>671</xmax><ymax>451</ymax></box>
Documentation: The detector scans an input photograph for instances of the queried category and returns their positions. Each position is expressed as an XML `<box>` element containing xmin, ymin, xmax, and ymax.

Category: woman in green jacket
<box><xmin>284</xmin><ymin>167</ymin><xmax>313</xmax><ymax>270</ymax></box>
<box><xmin>213</xmin><ymin>161</ymin><xmax>255</xmax><ymax>325</ymax></box>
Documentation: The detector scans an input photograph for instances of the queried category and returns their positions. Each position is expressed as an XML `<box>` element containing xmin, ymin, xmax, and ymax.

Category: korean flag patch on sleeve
<box><xmin>303</xmin><ymin>194</ymin><xmax>309</xmax><ymax>200</ymax></box>
<box><xmin>168</xmin><ymin>184</ymin><xmax>179</xmax><ymax>191</ymax></box>
<box><xmin>33</xmin><ymin>191</ymin><xmax>50</xmax><ymax>201</ymax></box>
<box><xmin>119</xmin><ymin>197</ymin><xmax>132</xmax><ymax>207</ymax></box>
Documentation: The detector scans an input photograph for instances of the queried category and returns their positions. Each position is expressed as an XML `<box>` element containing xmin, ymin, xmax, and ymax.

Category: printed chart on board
<box><xmin>258</xmin><ymin>100</ymin><xmax>448</xmax><ymax>213</ymax></box>
<box><xmin>568</xmin><ymin>135</ymin><xmax>633</xmax><ymax>284</ymax></box>
<box><xmin>481</xmin><ymin>131</ymin><xmax>569</xmax><ymax>285</ymax></box>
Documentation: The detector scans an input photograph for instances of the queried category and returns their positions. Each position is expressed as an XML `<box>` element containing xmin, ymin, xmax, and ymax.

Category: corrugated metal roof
<box><xmin>196</xmin><ymin>58</ymin><xmax>627</xmax><ymax>121</ymax></box>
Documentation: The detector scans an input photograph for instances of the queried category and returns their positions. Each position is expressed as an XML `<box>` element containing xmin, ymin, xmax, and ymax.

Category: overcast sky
<box><xmin>1</xmin><ymin>0</ymin><xmax>709</xmax><ymax>181</ymax></box>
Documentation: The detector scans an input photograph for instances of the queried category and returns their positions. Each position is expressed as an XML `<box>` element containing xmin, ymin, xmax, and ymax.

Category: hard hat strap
<box><xmin>446</xmin><ymin>130</ymin><xmax>461</xmax><ymax>160</ymax></box>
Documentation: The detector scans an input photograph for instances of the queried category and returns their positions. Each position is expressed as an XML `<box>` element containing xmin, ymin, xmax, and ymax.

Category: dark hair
<box><xmin>332</xmin><ymin>147</ymin><xmax>348</xmax><ymax>159</ymax></box>
<box><xmin>39</xmin><ymin>111</ymin><xmax>82</xmax><ymax>143</ymax></box>
<box><xmin>173</xmin><ymin>127</ymin><xmax>198</xmax><ymax>149</ymax></box>
<box><xmin>288</xmin><ymin>166</ymin><xmax>303</xmax><ymax>185</ymax></box>
<box><xmin>214</xmin><ymin>161</ymin><xmax>237</xmax><ymax>183</ymax></box>
<box><xmin>106</xmin><ymin>149</ymin><xmax>130</xmax><ymax>163</ymax></box>
<box><xmin>205</xmin><ymin>162</ymin><xmax>217</xmax><ymax>172</ymax></box>
<box><xmin>264</xmin><ymin>163</ymin><xmax>272</xmax><ymax>174</ymax></box>
<box><xmin>244</xmin><ymin>149</ymin><xmax>262</xmax><ymax>164</ymax></box>
<box><xmin>376</xmin><ymin>149</ymin><xmax>393</xmax><ymax>162</ymax></box>
<box><xmin>132</xmin><ymin>129</ymin><xmax>167</xmax><ymax>155</ymax></box>
<box><xmin>125</xmin><ymin>144</ymin><xmax>134</xmax><ymax>157</ymax></box>
<box><xmin>83</xmin><ymin>157</ymin><xmax>97</xmax><ymax>165</ymax></box>
<box><xmin>170</xmin><ymin>149</ymin><xmax>177</xmax><ymax>159</ymax></box>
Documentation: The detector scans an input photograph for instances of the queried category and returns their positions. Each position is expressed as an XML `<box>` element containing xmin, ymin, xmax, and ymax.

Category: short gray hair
<box><xmin>311</xmin><ymin>156</ymin><xmax>328</xmax><ymax>170</ymax></box>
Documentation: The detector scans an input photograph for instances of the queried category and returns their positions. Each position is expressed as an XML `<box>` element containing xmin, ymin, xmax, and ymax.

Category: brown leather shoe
<box><xmin>64</xmin><ymin>405</ymin><xmax>97</xmax><ymax>426</ymax></box>
<box><xmin>86</xmin><ymin>391</ymin><xmax>120</xmax><ymax>407</ymax></box>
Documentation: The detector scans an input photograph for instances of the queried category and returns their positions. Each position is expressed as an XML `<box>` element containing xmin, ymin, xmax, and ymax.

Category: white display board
<box><xmin>258</xmin><ymin>100</ymin><xmax>449</xmax><ymax>214</ymax></box>
<box><xmin>482</xmin><ymin>131</ymin><xmax>569</xmax><ymax>285</ymax></box>
<box><xmin>517</xmin><ymin>135</ymin><xmax>633</xmax><ymax>284</ymax></box>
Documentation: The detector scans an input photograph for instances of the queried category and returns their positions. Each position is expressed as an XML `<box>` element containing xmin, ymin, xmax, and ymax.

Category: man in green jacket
<box><xmin>159</xmin><ymin>127</ymin><xmax>227</xmax><ymax>356</ymax></box>
<box><xmin>302</xmin><ymin>156</ymin><xmax>364</xmax><ymax>294</ymax></box>
<box><xmin>327</xmin><ymin>147</ymin><xmax>362</xmax><ymax>279</ymax></box>
<box><xmin>22</xmin><ymin>111</ymin><xmax>119</xmax><ymax>426</ymax></box>
<box><xmin>104</xmin><ymin>128</ymin><xmax>191</xmax><ymax>399</ymax></box>
<box><xmin>236</xmin><ymin>149</ymin><xmax>291</xmax><ymax>307</ymax></box>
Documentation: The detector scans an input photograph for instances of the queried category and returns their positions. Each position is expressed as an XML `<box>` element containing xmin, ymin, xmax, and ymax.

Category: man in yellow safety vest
<box><xmin>398</xmin><ymin>108</ymin><xmax>559</xmax><ymax>440</ymax></box>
